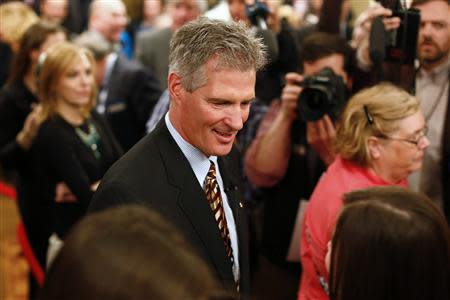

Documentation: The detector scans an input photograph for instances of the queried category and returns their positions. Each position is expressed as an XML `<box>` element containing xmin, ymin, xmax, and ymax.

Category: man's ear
<box><xmin>367</xmin><ymin>136</ymin><xmax>381</xmax><ymax>160</ymax></box>
<box><xmin>167</xmin><ymin>72</ymin><xmax>184</xmax><ymax>105</ymax></box>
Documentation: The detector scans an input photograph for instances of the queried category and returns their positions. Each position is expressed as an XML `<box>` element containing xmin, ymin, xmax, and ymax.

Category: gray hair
<box><xmin>73</xmin><ymin>31</ymin><xmax>112</xmax><ymax>60</ymax></box>
<box><xmin>169</xmin><ymin>17</ymin><xmax>267</xmax><ymax>92</ymax></box>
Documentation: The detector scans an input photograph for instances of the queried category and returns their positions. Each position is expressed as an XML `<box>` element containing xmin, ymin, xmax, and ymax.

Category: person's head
<box><xmin>227</xmin><ymin>0</ymin><xmax>247</xmax><ymax>22</ymax></box>
<box><xmin>88</xmin><ymin>0</ymin><xmax>128</xmax><ymax>43</ymax></box>
<box><xmin>168</xmin><ymin>0</ymin><xmax>207</xmax><ymax>31</ymax></box>
<box><xmin>335</xmin><ymin>83</ymin><xmax>428</xmax><ymax>183</ymax></box>
<box><xmin>143</xmin><ymin>0</ymin><xmax>164</xmax><ymax>23</ymax></box>
<box><xmin>0</xmin><ymin>1</ymin><xmax>39</xmax><ymax>52</ymax></box>
<box><xmin>8</xmin><ymin>20</ymin><xmax>66</xmax><ymax>86</ymax></box>
<box><xmin>39</xmin><ymin>0</ymin><xmax>68</xmax><ymax>24</ymax></box>
<box><xmin>327</xmin><ymin>186</ymin><xmax>450</xmax><ymax>300</ymax></box>
<box><xmin>300</xmin><ymin>32</ymin><xmax>353</xmax><ymax>83</ymax></box>
<box><xmin>40</xmin><ymin>205</ymin><xmax>235</xmax><ymax>300</ymax></box>
<box><xmin>73</xmin><ymin>32</ymin><xmax>113</xmax><ymax>85</ymax></box>
<box><xmin>38</xmin><ymin>42</ymin><xmax>96</xmax><ymax>121</ymax></box>
<box><xmin>411</xmin><ymin>0</ymin><xmax>450</xmax><ymax>70</ymax></box>
<box><xmin>168</xmin><ymin>17</ymin><xmax>267</xmax><ymax>157</ymax></box>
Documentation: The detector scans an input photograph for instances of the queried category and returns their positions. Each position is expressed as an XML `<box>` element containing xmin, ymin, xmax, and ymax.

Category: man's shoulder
<box><xmin>89</xmin><ymin>133</ymin><xmax>166</xmax><ymax>212</ymax></box>
<box><xmin>137</xmin><ymin>27</ymin><xmax>171</xmax><ymax>44</ymax></box>
<box><xmin>112</xmin><ymin>55</ymin><xmax>148</xmax><ymax>80</ymax></box>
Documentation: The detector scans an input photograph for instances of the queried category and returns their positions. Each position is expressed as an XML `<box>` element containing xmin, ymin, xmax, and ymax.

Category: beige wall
<box><xmin>350</xmin><ymin>0</ymin><xmax>370</xmax><ymax>19</ymax></box>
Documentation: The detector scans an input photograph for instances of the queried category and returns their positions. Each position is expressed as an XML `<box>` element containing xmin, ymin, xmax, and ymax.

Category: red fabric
<box><xmin>0</xmin><ymin>181</ymin><xmax>45</xmax><ymax>286</ymax></box>
<box><xmin>298</xmin><ymin>156</ymin><xmax>408</xmax><ymax>300</ymax></box>
<box><xmin>17</xmin><ymin>223</ymin><xmax>45</xmax><ymax>286</ymax></box>
<box><xmin>0</xmin><ymin>182</ymin><xmax>17</xmax><ymax>199</ymax></box>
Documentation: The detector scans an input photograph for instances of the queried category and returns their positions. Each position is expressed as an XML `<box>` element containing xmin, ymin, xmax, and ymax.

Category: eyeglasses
<box><xmin>378</xmin><ymin>126</ymin><xmax>428</xmax><ymax>147</ymax></box>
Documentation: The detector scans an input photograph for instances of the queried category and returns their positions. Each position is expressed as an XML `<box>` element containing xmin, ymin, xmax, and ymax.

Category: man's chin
<box><xmin>419</xmin><ymin>50</ymin><xmax>448</xmax><ymax>66</ymax></box>
<box><xmin>209</xmin><ymin>144</ymin><xmax>234</xmax><ymax>157</ymax></box>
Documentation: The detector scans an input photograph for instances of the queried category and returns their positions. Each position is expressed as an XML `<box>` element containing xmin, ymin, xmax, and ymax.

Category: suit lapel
<box><xmin>153</xmin><ymin>121</ymin><xmax>235</xmax><ymax>284</ymax></box>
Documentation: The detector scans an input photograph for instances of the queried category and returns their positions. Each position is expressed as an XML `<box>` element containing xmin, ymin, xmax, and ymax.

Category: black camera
<box><xmin>371</xmin><ymin>0</ymin><xmax>420</xmax><ymax>66</ymax></box>
<box><xmin>297</xmin><ymin>67</ymin><xmax>348</xmax><ymax>122</ymax></box>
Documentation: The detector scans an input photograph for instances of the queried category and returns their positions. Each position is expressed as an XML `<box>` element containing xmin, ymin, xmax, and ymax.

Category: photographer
<box><xmin>244</xmin><ymin>32</ymin><xmax>352</xmax><ymax>298</ymax></box>
<box><xmin>353</xmin><ymin>0</ymin><xmax>450</xmax><ymax>220</ymax></box>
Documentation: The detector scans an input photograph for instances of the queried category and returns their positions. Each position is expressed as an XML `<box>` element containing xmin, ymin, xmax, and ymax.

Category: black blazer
<box><xmin>89</xmin><ymin>119</ymin><xmax>250</xmax><ymax>297</ymax></box>
<box><xmin>103</xmin><ymin>55</ymin><xmax>161</xmax><ymax>151</ymax></box>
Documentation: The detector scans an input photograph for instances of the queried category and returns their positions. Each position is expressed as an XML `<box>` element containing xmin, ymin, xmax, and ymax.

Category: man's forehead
<box><xmin>303</xmin><ymin>54</ymin><xmax>345</xmax><ymax>74</ymax></box>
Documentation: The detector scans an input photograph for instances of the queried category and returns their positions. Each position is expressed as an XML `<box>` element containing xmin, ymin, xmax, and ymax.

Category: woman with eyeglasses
<box><xmin>298</xmin><ymin>83</ymin><xmax>429</xmax><ymax>300</ymax></box>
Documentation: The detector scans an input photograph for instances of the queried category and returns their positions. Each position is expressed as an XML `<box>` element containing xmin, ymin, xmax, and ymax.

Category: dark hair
<box><xmin>329</xmin><ymin>187</ymin><xmax>450</xmax><ymax>300</ymax></box>
<box><xmin>7</xmin><ymin>21</ymin><xmax>66</xmax><ymax>85</ymax></box>
<box><xmin>40</xmin><ymin>205</ymin><xmax>236</xmax><ymax>300</ymax></box>
<box><xmin>300</xmin><ymin>31</ymin><xmax>354</xmax><ymax>75</ymax></box>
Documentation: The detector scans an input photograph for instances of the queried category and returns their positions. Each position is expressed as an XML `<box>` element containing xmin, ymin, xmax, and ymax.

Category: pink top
<box><xmin>298</xmin><ymin>156</ymin><xmax>408</xmax><ymax>300</ymax></box>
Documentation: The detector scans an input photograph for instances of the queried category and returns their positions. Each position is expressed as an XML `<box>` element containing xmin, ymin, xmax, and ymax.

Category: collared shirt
<box><xmin>164</xmin><ymin>113</ymin><xmax>240</xmax><ymax>281</ymax></box>
<box><xmin>96</xmin><ymin>52</ymin><xmax>118</xmax><ymax>114</ymax></box>
<box><xmin>409</xmin><ymin>55</ymin><xmax>450</xmax><ymax>209</ymax></box>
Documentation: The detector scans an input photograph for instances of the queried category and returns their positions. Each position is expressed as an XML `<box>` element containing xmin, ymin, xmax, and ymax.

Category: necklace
<box><xmin>75</xmin><ymin>120</ymin><xmax>101</xmax><ymax>159</ymax></box>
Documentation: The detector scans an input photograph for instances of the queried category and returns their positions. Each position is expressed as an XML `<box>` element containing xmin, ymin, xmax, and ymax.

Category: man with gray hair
<box><xmin>89</xmin><ymin>18</ymin><xmax>266</xmax><ymax>297</ymax></box>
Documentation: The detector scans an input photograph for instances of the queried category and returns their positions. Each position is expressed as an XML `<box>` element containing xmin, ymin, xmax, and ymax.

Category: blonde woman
<box><xmin>33</xmin><ymin>42</ymin><xmax>122</xmax><ymax>240</ymax></box>
<box><xmin>299</xmin><ymin>83</ymin><xmax>429</xmax><ymax>300</ymax></box>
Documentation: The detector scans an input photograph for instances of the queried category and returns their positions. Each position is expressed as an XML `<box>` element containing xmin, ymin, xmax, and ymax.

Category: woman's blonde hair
<box><xmin>0</xmin><ymin>2</ymin><xmax>39</xmax><ymax>47</ymax></box>
<box><xmin>38</xmin><ymin>42</ymin><xmax>97</xmax><ymax>121</ymax></box>
<box><xmin>335</xmin><ymin>83</ymin><xmax>419</xmax><ymax>167</ymax></box>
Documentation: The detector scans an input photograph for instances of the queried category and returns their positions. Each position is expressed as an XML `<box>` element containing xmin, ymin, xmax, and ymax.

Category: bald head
<box><xmin>89</xmin><ymin>0</ymin><xmax>127</xmax><ymax>43</ymax></box>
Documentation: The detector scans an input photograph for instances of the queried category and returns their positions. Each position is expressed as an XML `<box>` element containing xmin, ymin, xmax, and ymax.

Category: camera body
<box><xmin>297</xmin><ymin>67</ymin><xmax>348</xmax><ymax>122</ymax></box>
<box><xmin>385</xmin><ymin>8</ymin><xmax>420</xmax><ymax>65</ymax></box>
<box><xmin>372</xmin><ymin>0</ymin><xmax>421</xmax><ymax>66</ymax></box>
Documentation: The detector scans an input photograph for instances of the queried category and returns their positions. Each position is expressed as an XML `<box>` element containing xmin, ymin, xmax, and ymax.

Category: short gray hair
<box><xmin>169</xmin><ymin>17</ymin><xmax>267</xmax><ymax>92</ymax></box>
<box><xmin>73</xmin><ymin>31</ymin><xmax>112</xmax><ymax>60</ymax></box>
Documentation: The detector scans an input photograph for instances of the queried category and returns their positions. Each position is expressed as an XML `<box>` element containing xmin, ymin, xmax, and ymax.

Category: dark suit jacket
<box><xmin>103</xmin><ymin>56</ymin><xmax>161</xmax><ymax>151</ymax></box>
<box><xmin>89</xmin><ymin>120</ymin><xmax>250</xmax><ymax>297</ymax></box>
<box><xmin>135</xmin><ymin>28</ymin><xmax>172</xmax><ymax>89</ymax></box>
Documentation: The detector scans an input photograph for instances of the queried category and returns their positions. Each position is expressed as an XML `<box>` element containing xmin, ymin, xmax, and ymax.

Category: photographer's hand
<box><xmin>280</xmin><ymin>72</ymin><xmax>303</xmax><ymax>122</ymax></box>
<box><xmin>307</xmin><ymin>115</ymin><xmax>336</xmax><ymax>166</ymax></box>
<box><xmin>351</xmin><ymin>2</ymin><xmax>401</xmax><ymax>69</ymax></box>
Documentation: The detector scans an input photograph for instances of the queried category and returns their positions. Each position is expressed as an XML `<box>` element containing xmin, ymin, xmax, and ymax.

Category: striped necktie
<box><xmin>204</xmin><ymin>160</ymin><xmax>233</xmax><ymax>259</ymax></box>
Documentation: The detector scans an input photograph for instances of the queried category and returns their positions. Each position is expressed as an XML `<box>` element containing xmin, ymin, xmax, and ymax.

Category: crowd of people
<box><xmin>0</xmin><ymin>0</ymin><xmax>449</xmax><ymax>300</ymax></box>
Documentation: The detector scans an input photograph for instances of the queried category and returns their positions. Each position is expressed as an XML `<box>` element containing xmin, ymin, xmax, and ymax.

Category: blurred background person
<box><xmin>39</xmin><ymin>0</ymin><xmax>67</xmax><ymax>25</ymax></box>
<box><xmin>78</xmin><ymin>0</ymin><xmax>129</xmax><ymax>57</ymax></box>
<box><xmin>0</xmin><ymin>1</ymin><xmax>39</xmax><ymax>88</ymax></box>
<box><xmin>40</xmin><ymin>205</ymin><xmax>236</xmax><ymax>300</ymax></box>
<box><xmin>31</xmin><ymin>42</ymin><xmax>122</xmax><ymax>248</ymax></box>
<box><xmin>135</xmin><ymin>0</ymin><xmax>207</xmax><ymax>89</ymax></box>
<box><xmin>300</xmin><ymin>83</ymin><xmax>428</xmax><ymax>300</ymax></box>
<box><xmin>328</xmin><ymin>186</ymin><xmax>450</xmax><ymax>300</ymax></box>
<box><xmin>75</xmin><ymin>31</ymin><xmax>161</xmax><ymax>152</ymax></box>
<box><xmin>0</xmin><ymin>21</ymin><xmax>66</xmax><ymax>282</ymax></box>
